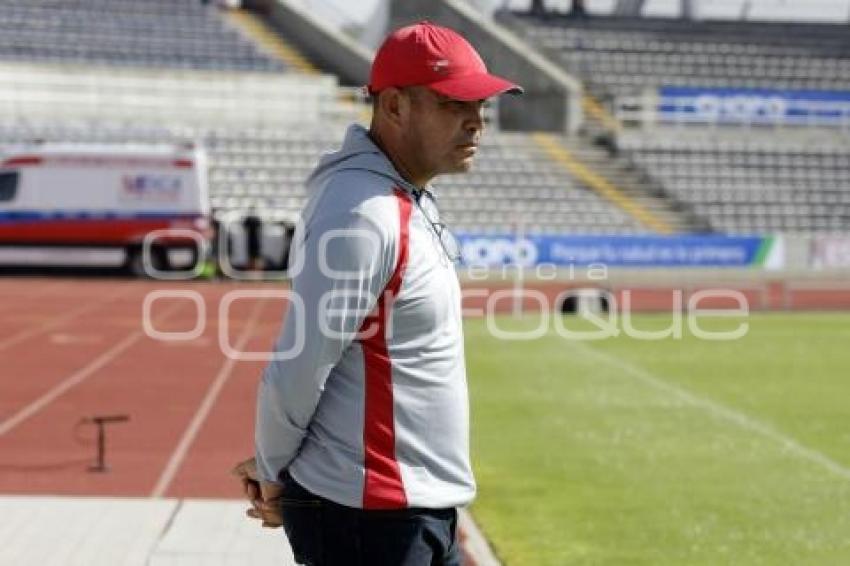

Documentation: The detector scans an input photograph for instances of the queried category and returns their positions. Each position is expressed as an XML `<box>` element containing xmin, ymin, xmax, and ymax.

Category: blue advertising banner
<box><xmin>657</xmin><ymin>87</ymin><xmax>850</xmax><ymax>126</ymax></box>
<box><xmin>456</xmin><ymin>234</ymin><xmax>776</xmax><ymax>268</ymax></box>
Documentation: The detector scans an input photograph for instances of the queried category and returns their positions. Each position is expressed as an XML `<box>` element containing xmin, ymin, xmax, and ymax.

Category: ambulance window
<box><xmin>0</xmin><ymin>172</ymin><xmax>18</xmax><ymax>202</ymax></box>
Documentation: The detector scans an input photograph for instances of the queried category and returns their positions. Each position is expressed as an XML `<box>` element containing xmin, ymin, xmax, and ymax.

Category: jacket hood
<box><xmin>306</xmin><ymin>124</ymin><xmax>422</xmax><ymax>194</ymax></box>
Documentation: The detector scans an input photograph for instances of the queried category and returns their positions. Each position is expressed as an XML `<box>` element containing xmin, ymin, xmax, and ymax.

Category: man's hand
<box><xmin>231</xmin><ymin>457</ymin><xmax>284</xmax><ymax>528</ymax></box>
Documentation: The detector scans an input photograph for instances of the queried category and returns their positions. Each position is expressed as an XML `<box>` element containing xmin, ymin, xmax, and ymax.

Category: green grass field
<box><xmin>465</xmin><ymin>312</ymin><xmax>850</xmax><ymax>565</ymax></box>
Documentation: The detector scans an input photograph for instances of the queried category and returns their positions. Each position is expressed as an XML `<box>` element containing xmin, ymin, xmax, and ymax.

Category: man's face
<box><xmin>401</xmin><ymin>86</ymin><xmax>486</xmax><ymax>178</ymax></box>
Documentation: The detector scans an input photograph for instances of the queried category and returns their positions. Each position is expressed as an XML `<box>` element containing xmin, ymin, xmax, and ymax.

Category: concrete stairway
<box><xmin>558</xmin><ymin>135</ymin><xmax>711</xmax><ymax>233</ymax></box>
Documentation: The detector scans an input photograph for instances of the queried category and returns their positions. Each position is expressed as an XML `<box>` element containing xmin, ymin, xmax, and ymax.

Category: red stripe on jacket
<box><xmin>360</xmin><ymin>187</ymin><xmax>412</xmax><ymax>509</ymax></box>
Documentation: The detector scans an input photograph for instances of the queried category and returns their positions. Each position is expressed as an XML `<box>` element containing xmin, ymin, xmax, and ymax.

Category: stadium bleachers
<box><xmin>0</xmin><ymin>0</ymin><xmax>284</xmax><ymax>72</ymax></box>
<box><xmin>0</xmin><ymin>62</ymin><xmax>345</xmax><ymax>127</ymax></box>
<box><xmin>498</xmin><ymin>10</ymin><xmax>850</xmax><ymax>234</ymax></box>
<box><xmin>207</xmin><ymin>128</ymin><xmax>650</xmax><ymax>235</ymax></box>
<box><xmin>502</xmin><ymin>12</ymin><xmax>850</xmax><ymax>98</ymax></box>
<box><xmin>619</xmin><ymin>129</ymin><xmax>850</xmax><ymax>233</ymax></box>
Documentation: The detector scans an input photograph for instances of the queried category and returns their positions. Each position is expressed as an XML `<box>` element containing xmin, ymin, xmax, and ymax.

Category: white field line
<box><xmin>571</xmin><ymin>340</ymin><xmax>850</xmax><ymax>482</ymax></box>
<box><xmin>150</xmin><ymin>297</ymin><xmax>267</xmax><ymax>498</ymax></box>
<box><xmin>0</xmin><ymin>300</ymin><xmax>184</xmax><ymax>437</ymax></box>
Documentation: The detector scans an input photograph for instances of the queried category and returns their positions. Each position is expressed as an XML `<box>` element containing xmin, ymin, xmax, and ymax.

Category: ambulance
<box><xmin>0</xmin><ymin>143</ymin><xmax>211</xmax><ymax>275</ymax></box>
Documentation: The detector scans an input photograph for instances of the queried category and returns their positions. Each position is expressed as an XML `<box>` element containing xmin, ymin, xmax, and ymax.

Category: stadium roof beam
<box><xmin>261</xmin><ymin>0</ymin><xmax>373</xmax><ymax>87</ymax></box>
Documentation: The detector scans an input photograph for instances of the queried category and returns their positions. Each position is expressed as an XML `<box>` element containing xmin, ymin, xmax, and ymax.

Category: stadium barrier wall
<box><xmin>265</xmin><ymin>0</ymin><xmax>374</xmax><ymax>87</ymax></box>
<box><xmin>454</xmin><ymin>233</ymin><xmax>850</xmax><ymax>313</ymax></box>
<box><xmin>456</xmin><ymin>234</ymin><xmax>784</xmax><ymax>269</ymax></box>
<box><xmin>617</xmin><ymin>87</ymin><xmax>850</xmax><ymax>132</ymax></box>
<box><xmin>655</xmin><ymin>87</ymin><xmax>850</xmax><ymax>129</ymax></box>
<box><xmin>390</xmin><ymin>0</ymin><xmax>584</xmax><ymax>134</ymax></box>
<box><xmin>454</xmin><ymin>233</ymin><xmax>847</xmax><ymax>272</ymax></box>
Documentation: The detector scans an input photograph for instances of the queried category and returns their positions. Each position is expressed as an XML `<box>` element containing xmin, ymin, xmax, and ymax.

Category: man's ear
<box><xmin>377</xmin><ymin>87</ymin><xmax>409</xmax><ymax>129</ymax></box>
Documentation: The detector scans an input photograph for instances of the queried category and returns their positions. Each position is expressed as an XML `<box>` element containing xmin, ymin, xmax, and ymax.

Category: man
<box><xmin>530</xmin><ymin>0</ymin><xmax>549</xmax><ymax>18</ymax></box>
<box><xmin>569</xmin><ymin>0</ymin><xmax>588</xmax><ymax>18</ymax></box>
<box><xmin>242</xmin><ymin>211</ymin><xmax>264</xmax><ymax>272</ymax></box>
<box><xmin>233</xmin><ymin>21</ymin><xmax>521</xmax><ymax>565</ymax></box>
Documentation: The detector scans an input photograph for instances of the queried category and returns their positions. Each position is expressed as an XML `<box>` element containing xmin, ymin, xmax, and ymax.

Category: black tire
<box><xmin>125</xmin><ymin>246</ymin><xmax>169</xmax><ymax>278</ymax></box>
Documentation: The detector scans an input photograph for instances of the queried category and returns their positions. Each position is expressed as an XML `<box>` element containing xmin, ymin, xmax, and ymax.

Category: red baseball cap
<box><xmin>368</xmin><ymin>21</ymin><xmax>523</xmax><ymax>101</ymax></box>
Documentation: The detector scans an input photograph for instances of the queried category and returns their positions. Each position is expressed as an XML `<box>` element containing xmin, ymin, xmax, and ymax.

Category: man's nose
<box><xmin>465</xmin><ymin>104</ymin><xmax>485</xmax><ymax>134</ymax></box>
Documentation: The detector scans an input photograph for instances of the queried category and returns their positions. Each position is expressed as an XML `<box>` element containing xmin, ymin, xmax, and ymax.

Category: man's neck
<box><xmin>367</xmin><ymin>127</ymin><xmax>432</xmax><ymax>190</ymax></box>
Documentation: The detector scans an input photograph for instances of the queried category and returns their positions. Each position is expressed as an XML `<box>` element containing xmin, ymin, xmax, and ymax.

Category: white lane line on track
<box><xmin>570</xmin><ymin>340</ymin><xmax>850</xmax><ymax>482</ymax></box>
<box><xmin>0</xmin><ymin>300</ymin><xmax>185</xmax><ymax>438</ymax></box>
<box><xmin>150</xmin><ymin>297</ymin><xmax>267</xmax><ymax>498</ymax></box>
<box><xmin>0</xmin><ymin>285</ymin><xmax>132</xmax><ymax>352</ymax></box>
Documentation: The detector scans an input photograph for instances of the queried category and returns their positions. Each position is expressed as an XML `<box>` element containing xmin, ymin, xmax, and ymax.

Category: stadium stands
<box><xmin>499</xmin><ymin>9</ymin><xmax>850</xmax><ymax>234</ymax></box>
<box><xmin>432</xmin><ymin>132</ymin><xmax>648</xmax><ymax>234</ymax></box>
<box><xmin>207</xmin><ymin>131</ymin><xmax>655</xmax><ymax>235</ymax></box>
<box><xmin>0</xmin><ymin>0</ymin><xmax>284</xmax><ymax>72</ymax></box>
<box><xmin>501</xmin><ymin>13</ymin><xmax>850</xmax><ymax>98</ymax></box>
<box><xmin>0</xmin><ymin>62</ymin><xmax>345</xmax><ymax>127</ymax></box>
<box><xmin>619</xmin><ymin>129</ymin><xmax>850</xmax><ymax>233</ymax></box>
<box><xmin>207</xmin><ymin>127</ymin><xmax>652</xmax><ymax>235</ymax></box>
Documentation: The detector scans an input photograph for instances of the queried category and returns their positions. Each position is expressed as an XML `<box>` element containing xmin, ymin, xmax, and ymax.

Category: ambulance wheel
<box><xmin>126</xmin><ymin>246</ymin><xmax>169</xmax><ymax>277</ymax></box>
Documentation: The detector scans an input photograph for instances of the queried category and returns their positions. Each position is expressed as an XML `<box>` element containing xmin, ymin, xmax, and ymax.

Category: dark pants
<box><xmin>279</xmin><ymin>472</ymin><xmax>461</xmax><ymax>566</ymax></box>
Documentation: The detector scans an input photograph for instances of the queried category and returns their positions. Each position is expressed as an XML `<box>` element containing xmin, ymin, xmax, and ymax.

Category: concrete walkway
<box><xmin>0</xmin><ymin>496</ymin><xmax>501</xmax><ymax>565</ymax></box>
<box><xmin>0</xmin><ymin>496</ymin><xmax>295</xmax><ymax>566</ymax></box>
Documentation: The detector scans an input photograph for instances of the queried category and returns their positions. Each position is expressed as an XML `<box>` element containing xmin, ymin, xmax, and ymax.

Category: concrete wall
<box><xmin>390</xmin><ymin>0</ymin><xmax>584</xmax><ymax>133</ymax></box>
<box><xmin>266</xmin><ymin>0</ymin><xmax>373</xmax><ymax>86</ymax></box>
<box><xmin>0</xmin><ymin>61</ymin><xmax>339</xmax><ymax>127</ymax></box>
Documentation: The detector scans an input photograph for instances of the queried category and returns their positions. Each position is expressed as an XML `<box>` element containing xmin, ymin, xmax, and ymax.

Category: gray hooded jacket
<box><xmin>255</xmin><ymin>124</ymin><xmax>475</xmax><ymax>510</ymax></box>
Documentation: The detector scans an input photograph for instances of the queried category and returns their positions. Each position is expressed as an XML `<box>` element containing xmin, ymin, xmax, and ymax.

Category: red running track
<box><xmin>0</xmin><ymin>278</ymin><xmax>286</xmax><ymax>499</ymax></box>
